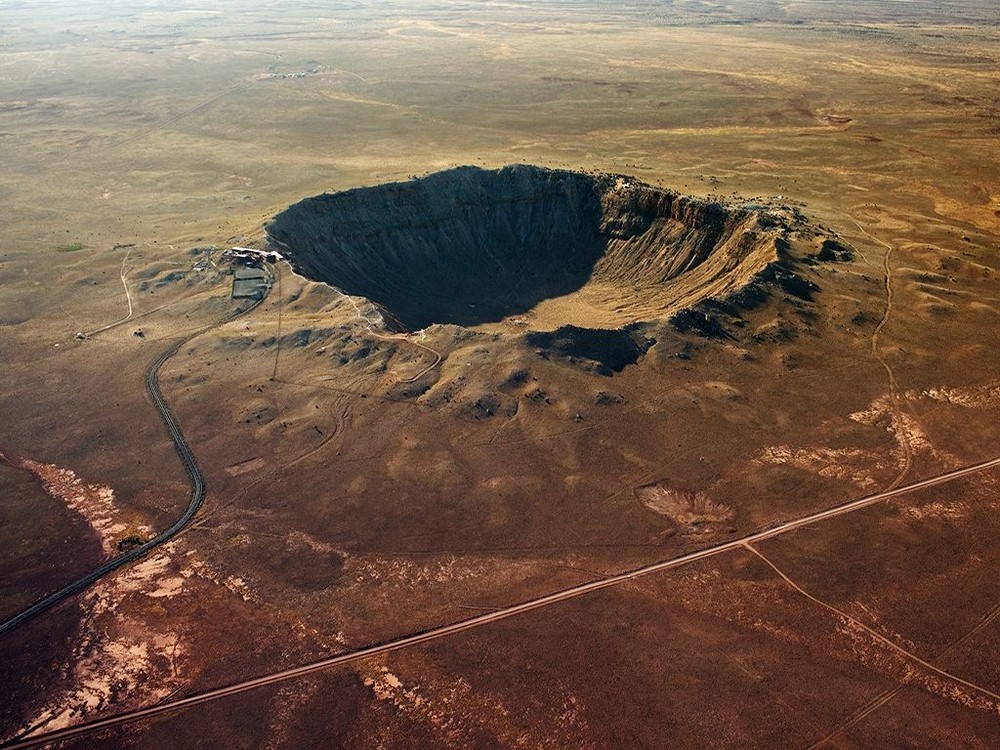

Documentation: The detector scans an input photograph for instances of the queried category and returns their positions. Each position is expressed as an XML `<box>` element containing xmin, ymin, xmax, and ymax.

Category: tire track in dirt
<box><xmin>802</xmin><ymin>599</ymin><xmax>1000</xmax><ymax>749</ymax></box>
<box><xmin>850</xmin><ymin>216</ymin><xmax>913</xmax><ymax>489</ymax></box>
<box><xmin>81</xmin><ymin>246</ymin><xmax>134</xmax><ymax>337</ymax></box>
<box><xmin>745</xmin><ymin>543</ymin><xmax>1000</xmax><ymax>706</ymax></box>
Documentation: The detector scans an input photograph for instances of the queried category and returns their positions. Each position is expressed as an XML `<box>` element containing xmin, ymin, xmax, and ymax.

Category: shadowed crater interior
<box><xmin>268</xmin><ymin>165</ymin><xmax>791</xmax><ymax>332</ymax></box>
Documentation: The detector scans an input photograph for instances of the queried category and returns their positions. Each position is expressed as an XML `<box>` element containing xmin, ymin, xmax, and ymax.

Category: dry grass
<box><xmin>1</xmin><ymin>2</ymin><xmax>999</xmax><ymax>748</ymax></box>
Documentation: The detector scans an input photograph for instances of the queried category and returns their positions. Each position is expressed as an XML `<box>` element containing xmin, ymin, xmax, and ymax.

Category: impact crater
<box><xmin>267</xmin><ymin>165</ymin><xmax>805</xmax><ymax>332</ymax></box>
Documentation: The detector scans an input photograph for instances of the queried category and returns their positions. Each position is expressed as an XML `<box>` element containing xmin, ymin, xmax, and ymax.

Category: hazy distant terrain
<box><xmin>1</xmin><ymin>1</ymin><xmax>998</xmax><ymax>748</ymax></box>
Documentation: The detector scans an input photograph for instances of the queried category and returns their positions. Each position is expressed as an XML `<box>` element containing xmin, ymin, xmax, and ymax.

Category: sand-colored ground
<box><xmin>1</xmin><ymin>2</ymin><xmax>998</xmax><ymax>748</ymax></box>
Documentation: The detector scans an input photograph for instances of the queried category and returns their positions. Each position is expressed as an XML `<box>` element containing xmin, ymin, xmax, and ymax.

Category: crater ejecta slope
<box><xmin>267</xmin><ymin>165</ymin><xmax>798</xmax><ymax>332</ymax></box>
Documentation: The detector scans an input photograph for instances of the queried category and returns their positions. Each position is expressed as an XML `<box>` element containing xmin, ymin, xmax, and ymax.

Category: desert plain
<box><xmin>1</xmin><ymin>1</ymin><xmax>999</xmax><ymax>748</ymax></box>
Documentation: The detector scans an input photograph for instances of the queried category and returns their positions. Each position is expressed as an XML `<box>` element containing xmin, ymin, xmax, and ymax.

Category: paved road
<box><xmin>5</xmin><ymin>454</ymin><xmax>998</xmax><ymax>749</ymax></box>
<box><xmin>0</xmin><ymin>287</ymin><xmax>269</xmax><ymax>639</ymax></box>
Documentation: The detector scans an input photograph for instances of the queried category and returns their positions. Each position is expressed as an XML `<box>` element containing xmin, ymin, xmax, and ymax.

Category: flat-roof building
<box><xmin>232</xmin><ymin>267</ymin><xmax>270</xmax><ymax>299</ymax></box>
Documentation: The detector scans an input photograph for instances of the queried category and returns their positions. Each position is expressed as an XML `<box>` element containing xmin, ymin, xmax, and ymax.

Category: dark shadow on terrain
<box><xmin>268</xmin><ymin>165</ymin><xmax>608</xmax><ymax>331</ymax></box>
<box><xmin>527</xmin><ymin>325</ymin><xmax>655</xmax><ymax>373</ymax></box>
